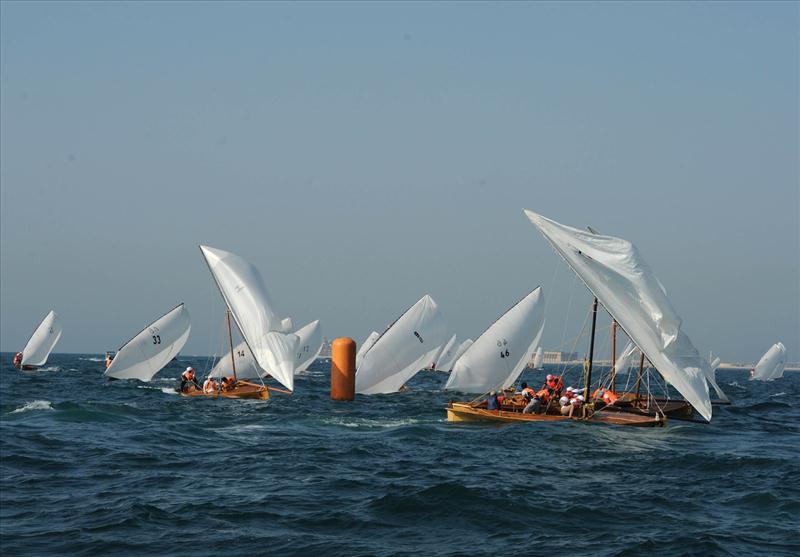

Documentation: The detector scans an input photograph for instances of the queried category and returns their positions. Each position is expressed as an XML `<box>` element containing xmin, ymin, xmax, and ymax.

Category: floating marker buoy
<box><xmin>331</xmin><ymin>337</ymin><xmax>356</xmax><ymax>401</ymax></box>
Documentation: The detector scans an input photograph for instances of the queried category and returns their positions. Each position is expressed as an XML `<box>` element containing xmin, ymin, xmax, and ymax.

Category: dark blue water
<box><xmin>1</xmin><ymin>353</ymin><xmax>798</xmax><ymax>557</ymax></box>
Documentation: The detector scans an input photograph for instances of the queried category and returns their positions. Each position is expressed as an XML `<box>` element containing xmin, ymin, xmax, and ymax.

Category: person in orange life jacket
<box><xmin>180</xmin><ymin>367</ymin><xmax>200</xmax><ymax>392</ymax></box>
<box><xmin>203</xmin><ymin>376</ymin><xmax>219</xmax><ymax>393</ymax></box>
<box><xmin>592</xmin><ymin>387</ymin><xmax>619</xmax><ymax>406</ymax></box>
<box><xmin>544</xmin><ymin>374</ymin><xmax>564</xmax><ymax>398</ymax></box>
<box><xmin>220</xmin><ymin>375</ymin><xmax>237</xmax><ymax>392</ymax></box>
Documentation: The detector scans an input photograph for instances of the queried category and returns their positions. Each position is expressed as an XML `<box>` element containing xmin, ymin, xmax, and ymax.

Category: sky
<box><xmin>1</xmin><ymin>1</ymin><xmax>798</xmax><ymax>364</ymax></box>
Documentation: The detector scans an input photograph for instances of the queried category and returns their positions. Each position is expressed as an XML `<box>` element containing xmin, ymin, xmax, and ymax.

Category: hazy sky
<box><xmin>1</xmin><ymin>1</ymin><xmax>797</xmax><ymax>363</ymax></box>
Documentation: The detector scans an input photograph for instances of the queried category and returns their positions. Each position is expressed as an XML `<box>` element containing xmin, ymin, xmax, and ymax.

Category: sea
<box><xmin>1</xmin><ymin>353</ymin><xmax>798</xmax><ymax>557</ymax></box>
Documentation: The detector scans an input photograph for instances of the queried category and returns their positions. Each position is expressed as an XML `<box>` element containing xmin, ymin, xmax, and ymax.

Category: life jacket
<box><xmin>536</xmin><ymin>388</ymin><xmax>550</xmax><ymax>402</ymax></box>
<box><xmin>522</xmin><ymin>387</ymin><xmax>537</xmax><ymax>399</ymax></box>
<box><xmin>603</xmin><ymin>390</ymin><xmax>619</xmax><ymax>404</ymax></box>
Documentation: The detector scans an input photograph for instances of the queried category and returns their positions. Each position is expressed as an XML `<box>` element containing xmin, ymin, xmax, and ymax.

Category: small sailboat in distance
<box><xmin>356</xmin><ymin>294</ymin><xmax>447</xmax><ymax>395</ymax></box>
<box><xmin>104</xmin><ymin>304</ymin><xmax>191</xmax><ymax>381</ymax></box>
<box><xmin>12</xmin><ymin>310</ymin><xmax>62</xmax><ymax>370</ymax></box>
<box><xmin>751</xmin><ymin>342</ymin><xmax>786</xmax><ymax>381</ymax></box>
<box><xmin>435</xmin><ymin>334</ymin><xmax>459</xmax><ymax>372</ymax></box>
<box><xmin>532</xmin><ymin>346</ymin><xmax>544</xmax><ymax>370</ymax></box>
<box><xmin>186</xmin><ymin>245</ymin><xmax>298</xmax><ymax>399</ymax></box>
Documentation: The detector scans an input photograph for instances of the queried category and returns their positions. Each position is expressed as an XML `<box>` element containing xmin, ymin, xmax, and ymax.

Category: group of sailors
<box><xmin>179</xmin><ymin>367</ymin><xmax>238</xmax><ymax>394</ymax></box>
<box><xmin>486</xmin><ymin>374</ymin><xmax>620</xmax><ymax>417</ymax></box>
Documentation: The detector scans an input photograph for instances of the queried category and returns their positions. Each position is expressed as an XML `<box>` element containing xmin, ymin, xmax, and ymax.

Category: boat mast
<box><xmin>226</xmin><ymin>309</ymin><xmax>238</xmax><ymax>381</ymax></box>
<box><xmin>610</xmin><ymin>319</ymin><xmax>617</xmax><ymax>393</ymax></box>
<box><xmin>585</xmin><ymin>297</ymin><xmax>599</xmax><ymax>403</ymax></box>
<box><xmin>634</xmin><ymin>351</ymin><xmax>645</xmax><ymax>400</ymax></box>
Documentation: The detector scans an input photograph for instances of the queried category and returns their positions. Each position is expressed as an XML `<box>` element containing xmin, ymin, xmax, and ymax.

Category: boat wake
<box><xmin>10</xmin><ymin>400</ymin><xmax>54</xmax><ymax>414</ymax></box>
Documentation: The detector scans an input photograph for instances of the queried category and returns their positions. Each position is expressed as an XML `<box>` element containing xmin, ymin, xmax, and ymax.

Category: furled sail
<box><xmin>200</xmin><ymin>245</ymin><xmax>298</xmax><ymax>391</ymax></box>
<box><xmin>446</xmin><ymin>287</ymin><xmax>545</xmax><ymax>393</ymax></box>
<box><xmin>355</xmin><ymin>331</ymin><xmax>380</xmax><ymax>369</ymax></box>
<box><xmin>104</xmin><ymin>304</ymin><xmax>191</xmax><ymax>381</ymax></box>
<box><xmin>532</xmin><ymin>346</ymin><xmax>544</xmax><ymax>369</ymax></box>
<box><xmin>751</xmin><ymin>342</ymin><xmax>786</xmax><ymax>381</ymax></box>
<box><xmin>20</xmin><ymin>310</ymin><xmax>62</xmax><ymax>367</ymax></box>
<box><xmin>435</xmin><ymin>334</ymin><xmax>458</xmax><ymax>371</ymax></box>
<box><xmin>355</xmin><ymin>294</ymin><xmax>447</xmax><ymax>395</ymax></box>
<box><xmin>706</xmin><ymin>355</ymin><xmax>729</xmax><ymax>401</ymax></box>
<box><xmin>295</xmin><ymin>320</ymin><xmax>323</xmax><ymax>373</ymax></box>
<box><xmin>524</xmin><ymin>210</ymin><xmax>713</xmax><ymax>421</ymax></box>
<box><xmin>211</xmin><ymin>319</ymin><xmax>321</xmax><ymax>378</ymax></box>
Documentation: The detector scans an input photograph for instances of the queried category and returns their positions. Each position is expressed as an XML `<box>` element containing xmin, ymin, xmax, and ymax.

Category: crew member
<box><xmin>105</xmin><ymin>352</ymin><xmax>115</xmax><ymax>369</ymax></box>
<box><xmin>180</xmin><ymin>367</ymin><xmax>200</xmax><ymax>392</ymax></box>
<box><xmin>12</xmin><ymin>352</ymin><xmax>23</xmax><ymax>369</ymax></box>
<box><xmin>203</xmin><ymin>376</ymin><xmax>219</xmax><ymax>394</ymax></box>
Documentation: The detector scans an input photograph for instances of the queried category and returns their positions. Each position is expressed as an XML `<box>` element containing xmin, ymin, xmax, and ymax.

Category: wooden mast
<box><xmin>226</xmin><ymin>309</ymin><xmax>237</xmax><ymax>381</ymax></box>
<box><xmin>585</xmin><ymin>297</ymin><xmax>599</xmax><ymax>404</ymax></box>
<box><xmin>610</xmin><ymin>319</ymin><xmax>617</xmax><ymax>393</ymax></box>
<box><xmin>634</xmin><ymin>351</ymin><xmax>645</xmax><ymax>400</ymax></box>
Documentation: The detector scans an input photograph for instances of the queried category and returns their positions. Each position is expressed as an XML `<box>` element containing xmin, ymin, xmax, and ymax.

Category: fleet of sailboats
<box><xmin>8</xmin><ymin>210</ymin><xmax>790</xmax><ymax>423</ymax></box>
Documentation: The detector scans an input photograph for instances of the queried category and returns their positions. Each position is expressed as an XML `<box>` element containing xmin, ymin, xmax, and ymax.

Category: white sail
<box><xmin>295</xmin><ymin>320</ymin><xmax>323</xmax><ymax>373</ymax></box>
<box><xmin>356</xmin><ymin>331</ymin><xmax>380</xmax><ymax>369</ymax></box>
<box><xmin>524</xmin><ymin>210</ymin><xmax>713</xmax><ymax>421</ymax></box>
<box><xmin>614</xmin><ymin>341</ymin><xmax>638</xmax><ymax>376</ymax></box>
<box><xmin>355</xmin><ymin>294</ymin><xmax>447</xmax><ymax>395</ymax></box>
<box><xmin>104</xmin><ymin>304</ymin><xmax>191</xmax><ymax>381</ymax></box>
<box><xmin>706</xmin><ymin>355</ymin><xmax>729</xmax><ymax>401</ymax></box>
<box><xmin>446</xmin><ymin>287</ymin><xmax>545</xmax><ymax>393</ymax></box>
<box><xmin>20</xmin><ymin>310</ymin><xmax>62</xmax><ymax>367</ymax></box>
<box><xmin>211</xmin><ymin>319</ymin><xmax>321</xmax><ymax>378</ymax></box>
<box><xmin>209</xmin><ymin>339</ymin><xmax>262</xmax><ymax>379</ymax></box>
<box><xmin>435</xmin><ymin>334</ymin><xmax>459</xmax><ymax>372</ymax></box>
<box><xmin>450</xmin><ymin>339</ymin><xmax>473</xmax><ymax>368</ymax></box>
<box><xmin>200</xmin><ymin>245</ymin><xmax>298</xmax><ymax>391</ymax></box>
<box><xmin>752</xmin><ymin>342</ymin><xmax>786</xmax><ymax>381</ymax></box>
<box><xmin>532</xmin><ymin>346</ymin><xmax>544</xmax><ymax>369</ymax></box>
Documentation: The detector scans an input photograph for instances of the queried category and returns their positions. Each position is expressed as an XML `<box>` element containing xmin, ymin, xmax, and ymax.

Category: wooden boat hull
<box><xmin>179</xmin><ymin>380</ymin><xmax>270</xmax><ymax>400</ymax></box>
<box><xmin>446</xmin><ymin>402</ymin><xmax>665</xmax><ymax>427</ymax></box>
<box><xmin>607</xmin><ymin>398</ymin><xmax>694</xmax><ymax>420</ymax></box>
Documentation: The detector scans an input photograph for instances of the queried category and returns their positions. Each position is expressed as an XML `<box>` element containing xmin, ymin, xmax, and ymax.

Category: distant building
<box><xmin>543</xmin><ymin>351</ymin><xmax>579</xmax><ymax>364</ymax></box>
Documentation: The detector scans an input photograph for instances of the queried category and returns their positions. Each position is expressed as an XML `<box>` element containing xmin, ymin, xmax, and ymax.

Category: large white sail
<box><xmin>20</xmin><ymin>310</ymin><xmax>62</xmax><ymax>367</ymax></box>
<box><xmin>295</xmin><ymin>320</ymin><xmax>323</xmax><ymax>373</ymax></box>
<box><xmin>211</xmin><ymin>319</ymin><xmax>322</xmax><ymax>379</ymax></box>
<box><xmin>356</xmin><ymin>331</ymin><xmax>380</xmax><ymax>369</ymax></box>
<box><xmin>751</xmin><ymin>342</ymin><xmax>786</xmax><ymax>381</ymax></box>
<box><xmin>355</xmin><ymin>294</ymin><xmax>447</xmax><ymax>395</ymax></box>
<box><xmin>104</xmin><ymin>304</ymin><xmax>191</xmax><ymax>381</ymax></box>
<box><xmin>706</xmin><ymin>355</ymin><xmax>729</xmax><ymax>401</ymax></box>
<box><xmin>436</xmin><ymin>334</ymin><xmax>459</xmax><ymax>372</ymax></box>
<box><xmin>524</xmin><ymin>210</ymin><xmax>713</xmax><ymax>421</ymax></box>
<box><xmin>200</xmin><ymin>245</ymin><xmax>298</xmax><ymax>391</ymax></box>
<box><xmin>446</xmin><ymin>287</ymin><xmax>545</xmax><ymax>393</ymax></box>
<box><xmin>532</xmin><ymin>346</ymin><xmax>544</xmax><ymax>369</ymax></box>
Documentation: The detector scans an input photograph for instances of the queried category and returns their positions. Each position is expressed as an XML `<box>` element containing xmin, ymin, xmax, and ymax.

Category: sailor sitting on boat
<box><xmin>203</xmin><ymin>376</ymin><xmax>220</xmax><ymax>393</ymax></box>
<box><xmin>220</xmin><ymin>376</ymin><xmax>237</xmax><ymax>392</ymax></box>
<box><xmin>179</xmin><ymin>367</ymin><xmax>200</xmax><ymax>392</ymax></box>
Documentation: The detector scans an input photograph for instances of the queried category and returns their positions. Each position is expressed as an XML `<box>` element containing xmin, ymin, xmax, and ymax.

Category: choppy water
<box><xmin>1</xmin><ymin>353</ymin><xmax>798</xmax><ymax>557</ymax></box>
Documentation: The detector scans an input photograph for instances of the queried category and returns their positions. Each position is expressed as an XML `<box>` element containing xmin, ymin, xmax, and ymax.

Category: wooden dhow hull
<box><xmin>446</xmin><ymin>402</ymin><xmax>665</xmax><ymax>427</ymax></box>
<box><xmin>179</xmin><ymin>380</ymin><xmax>270</xmax><ymax>400</ymax></box>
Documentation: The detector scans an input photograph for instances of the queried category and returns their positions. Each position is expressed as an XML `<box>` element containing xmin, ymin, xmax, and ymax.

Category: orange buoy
<box><xmin>331</xmin><ymin>337</ymin><xmax>356</xmax><ymax>401</ymax></box>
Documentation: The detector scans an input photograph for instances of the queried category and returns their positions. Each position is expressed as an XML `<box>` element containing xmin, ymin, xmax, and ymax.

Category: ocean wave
<box><xmin>80</xmin><ymin>357</ymin><xmax>105</xmax><ymax>362</ymax></box>
<box><xmin>321</xmin><ymin>416</ymin><xmax>423</xmax><ymax>429</ymax></box>
<box><xmin>11</xmin><ymin>400</ymin><xmax>53</xmax><ymax>413</ymax></box>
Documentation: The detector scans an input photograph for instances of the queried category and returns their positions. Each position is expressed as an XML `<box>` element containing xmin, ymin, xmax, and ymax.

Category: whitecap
<box><xmin>321</xmin><ymin>416</ymin><xmax>422</xmax><ymax>429</ymax></box>
<box><xmin>11</xmin><ymin>400</ymin><xmax>54</xmax><ymax>413</ymax></box>
<box><xmin>771</xmin><ymin>392</ymin><xmax>786</xmax><ymax>398</ymax></box>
